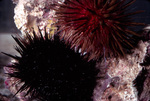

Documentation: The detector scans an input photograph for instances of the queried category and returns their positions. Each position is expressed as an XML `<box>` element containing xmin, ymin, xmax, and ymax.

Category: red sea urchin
<box><xmin>54</xmin><ymin>0</ymin><xmax>144</xmax><ymax>60</ymax></box>
<box><xmin>2</xmin><ymin>30</ymin><xmax>98</xmax><ymax>101</ymax></box>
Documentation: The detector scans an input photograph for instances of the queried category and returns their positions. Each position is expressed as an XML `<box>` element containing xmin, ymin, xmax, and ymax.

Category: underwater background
<box><xmin>0</xmin><ymin>0</ymin><xmax>150</xmax><ymax>100</ymax></box>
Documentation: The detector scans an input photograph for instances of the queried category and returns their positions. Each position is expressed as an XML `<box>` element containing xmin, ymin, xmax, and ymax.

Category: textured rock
<box><xmin>94</xmin><ymin>41</ymin><xmax>149</xmax><ymax>101</ymax></box>
<box><xmin>12</xmin><ymin>0</ymin><xmax>63</xmax><ymax>36</ymax></box>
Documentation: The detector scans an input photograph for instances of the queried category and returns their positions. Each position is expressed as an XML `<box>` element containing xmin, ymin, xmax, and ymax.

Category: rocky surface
<box><xmin>0</xmin><ymin>34</ymin><xmax>19</xmax><ymax>101</ymax></box>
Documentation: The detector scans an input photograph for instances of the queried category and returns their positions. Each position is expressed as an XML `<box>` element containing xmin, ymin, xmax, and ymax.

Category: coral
<box><xmin>93</xmin><ymin>60</ymin><xmax>111</xmax><ymax>101</ymax></box>
<box><xmin>93</xmin><ymin>41</ymin><xmax>149</xmax><ymax>101</ymax></box>
<box><xmin>134</xmin><ymin>27</ymin><xmax>150</xmax><ymax>101</ymax></box>
<box><xmin>140</xmin><ymin>45</ymin><xmax>150</xmax><ymax>67</ymax></box>
<box><xmin>12</xmin><ymin>0</ymin><xmax>63</xmax><ymax>35</ymax></box>
<box><xmin>54</xmin><ymin>0</ymin><xmax>144</xmax><ymax>60</ymax></box>
<box><xmin>3</xmin><ymin>29</ymin><xmax>98</xmax><ymax>101</ymax></box>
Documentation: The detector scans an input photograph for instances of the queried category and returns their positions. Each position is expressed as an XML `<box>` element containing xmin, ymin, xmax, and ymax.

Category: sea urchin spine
<box><xmin>54</xmin><ymin>0</ymin><xmax>144</xmax><ymax>60</ymax></box>
<box><xmin>2</xmin><ymin>29</ymin><xmax>98</xmax><ymax>101</ymax></box>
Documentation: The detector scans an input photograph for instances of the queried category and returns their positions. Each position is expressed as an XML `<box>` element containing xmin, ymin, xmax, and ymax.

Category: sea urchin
<box><xmin>2</xmin><ymin>30</ymin><xmax>98</xmax><ymax>101</ymax></box>
<box><xmin>54</xmin><ymin>0</ymin><xmax>144</xmax><ymax>60</ymax></box>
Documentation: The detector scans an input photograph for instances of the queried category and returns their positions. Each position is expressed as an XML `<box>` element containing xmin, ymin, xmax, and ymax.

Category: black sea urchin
<box><xmin>2</xmin><ymin>30</ymin><xmax>98</xmax><ymax>101</ymax></box>
<box><xmin>53</xmin><ymin>0</ymin><xmax>144</xmax><ymax>60</ymax></box>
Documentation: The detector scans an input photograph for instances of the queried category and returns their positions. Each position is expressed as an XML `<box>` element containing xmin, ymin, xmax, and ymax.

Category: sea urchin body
<box><xmin>54</xmin><ymin>0</ymin><xmax>144</xmax><ymax>60</ymax></box>
<box><xmin>3</xmin><ymin>30</ymin><xmax>98</xmax><ymax>101</ymax></box>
